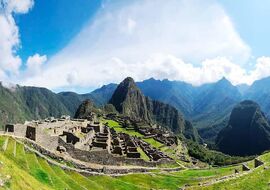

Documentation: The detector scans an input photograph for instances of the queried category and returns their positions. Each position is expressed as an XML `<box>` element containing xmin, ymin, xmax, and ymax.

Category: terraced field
<box><xmin>194</xmin><ymin>152</ymin><xmax>270</xmax><ymax>189</ymax></box>
<box><xmin>103</xmin><ymin>119</ymin><xmax>193</xmax><ymax>167</ymax></box>
<box><xmin>0</xmin><ymin>135</ymin><xmax>269</xmax><ymax>189</ymax></box>
<box><xmin>0</xmin><ymin>136</ymin><xmax>250</xmax><ymax>190</ymax></box>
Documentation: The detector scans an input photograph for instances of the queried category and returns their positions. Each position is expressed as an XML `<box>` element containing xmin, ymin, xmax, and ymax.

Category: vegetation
<box><xmin>137</xmin><ymin>147</ymin><xmax>150</xmax><ymax>161</ymax></box>
<box><xmin>186</xmin><ymin>140</ymin><xmax>254</xmax><ymax>166</ymax></box>
<box><xmin>0</xmin><ymin>136</ymin><xmax>243</xmax><ymax>190</ymax></box>
<box><xmin>216</xmin><ymin>100</ymin><xmax>270</xmax><ymax>156</ymax></box>
<box><xmin>1</xmin><ymin>136</ymin><xmax>270</xmax><ymax>189</ymax></box>
<box><xmin>104</xmin><ymin>119</ymin><xmax>143</xmax><ymax>137</ymax></box>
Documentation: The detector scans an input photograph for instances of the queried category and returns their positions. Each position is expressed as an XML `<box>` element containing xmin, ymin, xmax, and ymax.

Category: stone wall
<box><xmin>13</xmin><ymin>124</ymin><xmax>27</xmax><ymax>137</ymax></box>
<box><xmin>59</xmin><ymin>138</ymin><xmax>174</xmax><ymax>167</ymax></box>
<box><xmin>36</xmin><ymin>127</ymin><xmax>59</xmax><ymax>151</ymax></box>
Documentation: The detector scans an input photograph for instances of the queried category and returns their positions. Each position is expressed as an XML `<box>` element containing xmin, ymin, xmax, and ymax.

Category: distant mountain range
<box><xmin>83</xmin><ymin>76</ymin><xmax>270</xmax><ymax>144</ymax></box>
<box><xmin>1</xmin><ymin>76</ymin><xmax>270</xmax><ymax>144</ymax></box>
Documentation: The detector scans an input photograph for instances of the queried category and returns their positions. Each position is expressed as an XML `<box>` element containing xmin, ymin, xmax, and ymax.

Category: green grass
<box><xmin>37</xmin><ymin>158</ymin><xmax>70</xmax><ymax>190</ymax></box>
<box><xmin>50</xmin><ymin>165</ymin><xmax>86</xmax><ymax>190</ymax></box>
<box><xmin>89</xmin><ymin>175</ymin><xmax>143</xmax><ymax>190</ymax></box>
<box><xmin>143</xmin><ymin>137</ymin><xmax>163</xmax><ymax>148</ymax></box>
<box><xmin>194</xmin><ymin>152</ymin><xmax>270</xmax><ymax>189</ymax></box>
<box><xmin>104</xmin><ymin>119</ymin><xmax>166</xmax><ymax>149</ymax></box>
<box><xmin>25</xmin><ymin>151</ymin><xmax>52</xmax><ymax>186</ymax></box>
<box><xmin>65</xmin><ymin>170</ymin><xmax>103</xmax><ymax>190</ymax></box>
<box><xmin>2</xmin><ymin>135</ymin><xmax>270</xmax><ymax>190</ymax></box>
<box><xmin>104</xmin><ymin>119</ymin><xmax>143</xmax><ymax>137</ymax></box>
<box><xmin>137</xmin><ymin>147</ymin><xmax>150</xmax><ymax>161</ymax></box>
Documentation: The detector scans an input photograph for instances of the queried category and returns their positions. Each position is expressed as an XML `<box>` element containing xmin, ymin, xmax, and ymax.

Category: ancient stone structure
<box><xmin>26</xmin><ymin>126</ymin><xmax>36</xmax><ymax>141</ymax></box>
<box><xmin>4</xmin><ymin>112</ymin><xmax>175</xmax><ymax>167</ymax></box>
<box><xmin>254</xmin><ymin>158</ymin><xmax>264</xmax><ymax>168</ymax></box>
<box><xmin>242</xmin><ymin>164</ymin><xmax>250</xmax><ymax>171</ymax></box>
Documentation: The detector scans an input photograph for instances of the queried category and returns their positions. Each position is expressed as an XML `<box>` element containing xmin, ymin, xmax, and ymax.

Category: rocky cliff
<box><xmin>216</xmin><ymin>100</ymin><xmax>270</xmax><ymax>156</ymax></box>
<box><xmin>74</xmin><ymin>99</ymin><xmax>94</xmax><ymax>119</ymax></box>
<box><xmin>109</xmin><ymin>77</ymin><xmax>200</xmax><ymax>141</ymax></box>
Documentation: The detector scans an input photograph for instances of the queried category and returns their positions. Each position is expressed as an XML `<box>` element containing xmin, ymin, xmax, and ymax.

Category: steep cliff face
<box><xmin>109</xmin><ymin>77</ymin><xmax>200</xmax><ymax>141</ymax></box>
<box><xmin>109</xmin><ymin>77</ymin><xmax>152</xmax><ymax>122</ymax></box>
<box><xmin>216</xmin><ymin>100</ymin><xmax>270</xmax><ymax>156</ymax></box>
<box><xmin>147</xmin><ymin>99</ymin><xmax>185</xmax><ymax>133</ymax></box>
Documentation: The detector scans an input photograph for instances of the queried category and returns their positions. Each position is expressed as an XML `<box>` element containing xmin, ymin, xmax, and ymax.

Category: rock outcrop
<box><xmin>109</xmin><ymin>77</ymin><xmax>201</xmax><ymax>141</ymax></box>
<box><xmin>74</xmin><ymin>99</ymin><xmax>94</xmax><ymax>119</ymax></box>
<box><xmin>216</xmin><ymin>100</ymin><xmax>270</xmax><ymax>156</ymax></box>
<box><xmin>109</xmin><ymin>77</ymin><xmax>152</xmax><ymax>122</ymax></box>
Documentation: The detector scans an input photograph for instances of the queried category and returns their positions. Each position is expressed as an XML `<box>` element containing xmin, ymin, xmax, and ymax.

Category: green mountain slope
<box><xmin>244</xmin><ymin>76</ymin><xmax>270</xmax><ymax>118</ymax></box>
<box><xmin>108</xmin><ymin>77</ymin><xmax>201</xmax><ymax>141</ymax></box>
<box><xmin>0</xmin><ymin>84</ymin><xmax>73</xmax><ymax>128</ymax></box>
<box><xmin>0</xmin><ymin>135</ymin><xmax>247</xmax><ymax>190</ymax></box>
<box><xmin>216</xmin><ymin>100</ymin><xmax>270</xmax><ymax>156</ymax></box>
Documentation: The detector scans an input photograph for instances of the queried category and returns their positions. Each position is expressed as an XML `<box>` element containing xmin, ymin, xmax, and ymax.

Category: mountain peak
<box><xmin>74</xmin><ymin>99</ymin><xmax>94</xmax><ymax>119</ymax></box>
<box><xmin>122</xmin><ymin>77</ymin><xmax>136</xmax><ymax>84</ymax></box>
<box><xmin>239</xmin><ymin>100</ymin><xmax>259</xmax><ymax>107</ymax></box>
<box><xmin>216</xmin><ymin>100</ymin><xmax>270</xmax><ymax>156</ymax></box>
<box><xmin>109</xmin><ymin>77</ymin><xmax>151</xmax><ymax>121</ymax></box>
<box><xmin>217</xmin><ymin>77</ymin><xmax>231</xmax><ymax>85</ymax></box>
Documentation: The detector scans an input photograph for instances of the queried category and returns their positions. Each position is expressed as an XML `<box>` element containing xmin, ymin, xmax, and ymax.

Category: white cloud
<box><xmin>246</xmin><ymin>57</ymin><xmax>270</xmax><ymax>84</ymax></box>
<box><xmin>22</xmin><ymin>0</ymin><xmax>255</xmax><ymax>89</ymax></box>
<box><xmin>25</xmin><ymin>54</ymin><xmax>47</xmax><ymax>75</ymax></box>
<box><xmin>0</xmin><ymin>14</ymin><xmax>21</xmax><ymax>75</ymax></box>
<box><xmin>0</xmin><ymin>0</ymin><xmax>267</xmax><ymax>90</ymax></box>
<box><xmin>3</xmin><ymin>0</ymin><xmax>34</xmax><ymax>14</ymax></box>
<box><xmin>0</xmin><ymin>0</ymin><xmax>34</xmax><ymax>79</ymax></box>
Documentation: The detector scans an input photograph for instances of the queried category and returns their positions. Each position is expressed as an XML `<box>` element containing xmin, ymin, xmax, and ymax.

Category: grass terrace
<box><xmin>103</xmin><ymin>119</ymin><xmax>143</xmax><ymax>137</ymax></box>
<box><xmin>0</xmin><ymin>135</ymin><xmax>259</xmax><ymax>189</ymax></box>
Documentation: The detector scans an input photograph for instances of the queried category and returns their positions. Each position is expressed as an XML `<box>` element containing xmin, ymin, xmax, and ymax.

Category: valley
<box><xmin>0</xmin><ymin>77</ymin><xmax>270</xmax><ymax>189</ymax></box>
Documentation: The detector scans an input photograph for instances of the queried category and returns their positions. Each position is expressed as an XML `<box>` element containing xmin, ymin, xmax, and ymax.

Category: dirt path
<box><xmin>185</xmin><ymin>165</ymin><xmax>263</xmax><ymax>189</ymax></box>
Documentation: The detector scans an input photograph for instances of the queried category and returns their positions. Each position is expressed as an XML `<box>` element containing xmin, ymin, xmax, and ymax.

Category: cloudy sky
<box><xmin>1</xmin><ymin>0</ymin><xmax>270</xmax><ymax>92</ymax></box>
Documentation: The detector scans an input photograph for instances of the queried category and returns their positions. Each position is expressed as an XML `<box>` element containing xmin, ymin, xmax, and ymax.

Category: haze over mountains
<box><xmin>1</xmin><ymin>76</ymin><xmax>270</xmax><ymax>146</ymax></box>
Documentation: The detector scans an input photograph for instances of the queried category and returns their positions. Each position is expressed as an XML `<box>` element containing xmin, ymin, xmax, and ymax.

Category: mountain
<box><xmin>137</xmin><ymin>78</ymin><xmax>195</xmax><ymax>116</ymax></box>
<box><xmin>244</xmin><ymin>77</ymin><xmax>270</xmax><ymax>119</ymax></box>
<box><xmin>216</xmin><ymin>100</ymin><xmax>270</xmax><ymax>156</ymax></box>
<box><xmin>109</xmin><ymin>77</ymin><xmax>151</xmax><ymax>121</ymax></box>
<box><xmin>84</xmin><ymin>77</ymin><xmax>242</xmax><ymax>143</ymax></box>
<box><xmin>236</xmin><ymin>84</ymin><xmax>249</xmax><ymax>95</ymax></box>
<box><xmin>74</xmin><ymin>99</ymin><xmax>95</xmax><ymax>119</ymax></box>
<box><xmin>108</xmin><ymin>77</ymin><xmax>201</xmax><ymax>141</ymax></box>
<box><xmin>88</xmin><ymin>83</ymin><xmax>117</xmax><ymax>106</ymax></box>
<box><xmin>57</xmin><ymin>83</ymin><xmax>117</xmax><ymax>114</ymax></box>
<box><xmin>57</xmin><ymin>91</ymin><xmax>84</xmax><ymax>114</ymax></box>
<box><xmin>192</xmin><ymin>77</ymin><xmax>242</xmax><ymax>128</ymax></box>
<box><xmin>0</xmin><ymin>83</ymin><xmax>72</xmax><ymax>128</ymax></box>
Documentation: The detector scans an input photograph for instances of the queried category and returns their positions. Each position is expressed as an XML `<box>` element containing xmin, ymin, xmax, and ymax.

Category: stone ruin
<box><xmin>254</xmin><ymin>158</ymin><xmax>264</xmax><ymax>168</ymax></box>
<box><xmin>138</xmin><ymin>139</ymin><xmax>171</xmax><ymax>161</ymax></box>
<box><xmin>106</xmin><ymin>114</ymin><xmax>178</xmax><ymax>147</ymax></box>
<box><xmin>242</xmin><ymin>163</ymin><xmax>250</xmax><ymax>171</ymax></box>
<box><xmin>4</xmin><ymin>113</ymin><xmax>175</xmax><ymax>166</ymax></box>
<box><xmin>110</xmin><ymin>128</ymin><xmax>140</xmax><ymax>158</ymax></box>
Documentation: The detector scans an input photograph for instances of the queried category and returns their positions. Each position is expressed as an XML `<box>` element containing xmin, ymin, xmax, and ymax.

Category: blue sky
<box><xmin>16</xmin><ymin>0</ymin><xmax>102</xmax><ymax>64</ymax></box>
<box><xmin>16</xmin><ymin>0</ymin><xmax>270</xmax><ymax>64</ymax></box>
<box><xmin>220</xmin><ymin>0</ymin><xmax>270</xmax><ymax>58</ymax></box>
<box><xmin>1</xmin><ymin>0</ymin><xmax>270</xmax><ymax>93</ymax></box>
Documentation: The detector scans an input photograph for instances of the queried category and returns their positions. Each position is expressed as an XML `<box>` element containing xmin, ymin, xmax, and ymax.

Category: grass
<box><xmin>143</xmin><ymin>137</ymin><xmax>163</xmax><ymax>148</ymax></box>
<box><xmin>104</xmin><ymin>119</ymin><xmax>143</xmax><ymax>137</ymax></box>
<box><xmin>193</xmin><ymin>152</ymin><xmax>270</xmax><ymax>189</ymax></box>
<box><xmin>137</xmin><ymin>147</ymin><xmax>150</xmax><ymax>161</ymax></box>
<box><xmin>104</xmin><ymin>119</ymin><xmax>191</xmax><ymax>167</ymax></box>
<box><xmin>1</xmin><ymin>135</ymin><xmax>270</xmax><ymax>189</ymax></box>
<box><xmin>104</xmin><ymin>119</ymin><xmax>167</xmax><ymax>149</ymax></box>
